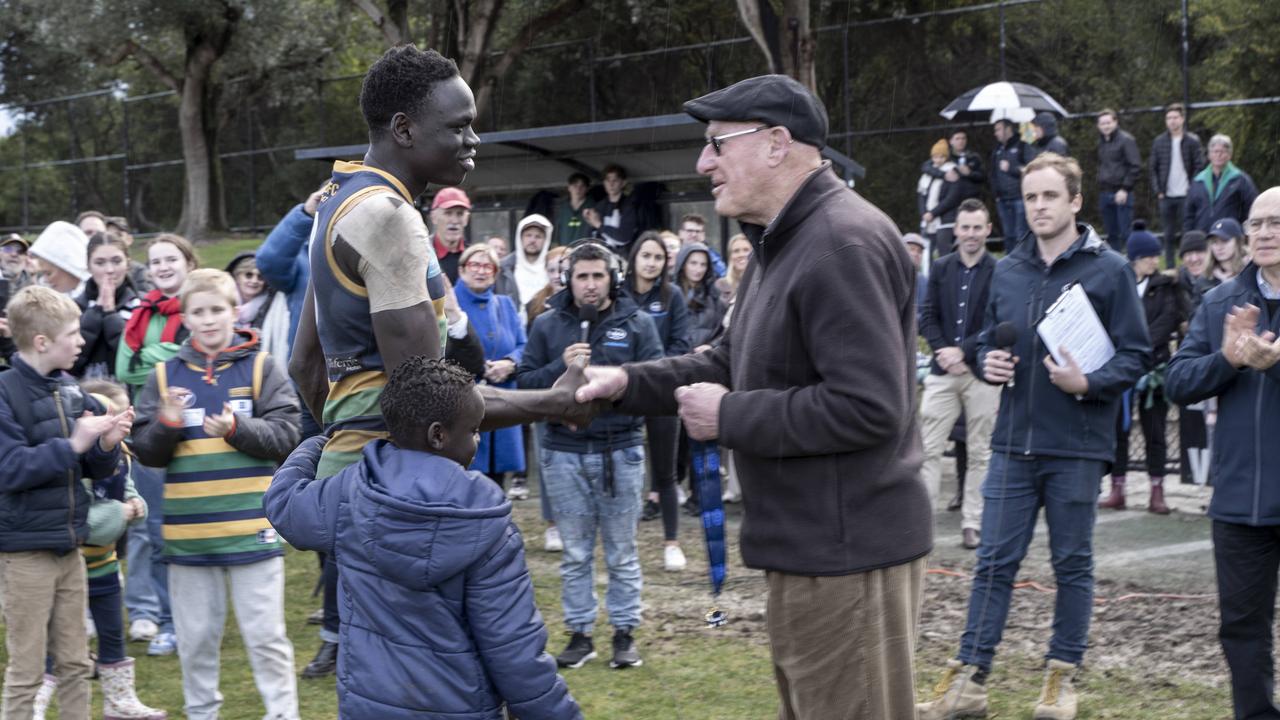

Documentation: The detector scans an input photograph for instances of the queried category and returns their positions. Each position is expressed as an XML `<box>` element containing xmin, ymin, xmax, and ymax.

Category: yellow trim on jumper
<box><xmin>322</xmin><ymin>185</ymin><xmax>397</xmax><ymax>298</ymax></box>
<box><xmin>252</xmin><ymin>351</ymin><xmax>267</xmax><ymax>402</ymax></box>
<box><xmin>172</xmin><ymin>437</ymin><xmax>235</xmax><ymax>458</ymax></box>
<box><xmin>163</xmin><ymin>517</ymin><xmax>274</xmax><ymax>540</ymax></box>
<box><xmin>163</xmin><ymin>475</ymin><xmax>272</xmax><ymax>500</ymax></box>
<box><xmin>155</xmin><ymin>361</ymin><xmax>168</xmax><ymax>396</ymax></box>
<box><xmin>332</xmin><ymin>160</ymin><xmax>412</xmax><ymax>203</ymax></box>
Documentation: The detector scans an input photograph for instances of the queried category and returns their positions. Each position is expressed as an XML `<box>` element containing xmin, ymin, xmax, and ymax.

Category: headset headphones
<box><xmin>561</xmin><ymin>240</ymin><xmax>625</xmax><ymax>300</ymax></box>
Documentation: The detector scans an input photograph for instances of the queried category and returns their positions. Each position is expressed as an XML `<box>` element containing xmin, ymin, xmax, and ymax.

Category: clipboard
<box><xmin>1035</xmin><ymin>282</ymin><xmax>1115</xmax><ymax>375</ymax></box>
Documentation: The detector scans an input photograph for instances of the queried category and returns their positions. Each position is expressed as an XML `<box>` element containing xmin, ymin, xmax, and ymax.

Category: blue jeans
<box><xmin>1099</xmin><ymin>191</ymin><xmax>1133</xmax><ymax>253</ymax></box>
<box><xmin>541</xmin><ymin>446</ymin><xmax>645</xmax><ymax>633</ymax></box>
<box><xmin>124</xmin><ymin>463</ymin><xmax>173</xmax><ymax>634</ymax></box>
<box><xmin>89</xmin><ymin>589</ymin><xmax>126</xmax><ymax>664</ymax></box>
<box><xmin>996</xmin><ymin>196</ymin><xmax>1028</xmax><ymax>253</ymax></box>
<box><xmin>957</xmin><ymin>453</ymin><xmax>1104</xmax><ymax>672</ymax></box>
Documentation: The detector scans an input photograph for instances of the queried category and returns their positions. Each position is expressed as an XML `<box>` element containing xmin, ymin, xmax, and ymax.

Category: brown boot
<box><xmin>1148</xmin><ymin>477</ymin><xmax>1171</xmax><ymax>515</ymax></box>
<box><xmin>1097</xmin><ymin>477</ymin><xmax>1125</xmax><ymax>510</ymax></box>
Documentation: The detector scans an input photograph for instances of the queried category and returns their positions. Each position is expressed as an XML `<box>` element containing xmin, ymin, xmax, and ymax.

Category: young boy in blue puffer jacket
<box><xmin>266</xmin><ymin>356</ymin><xmax>581</xmax><ymax>720</ymax></box>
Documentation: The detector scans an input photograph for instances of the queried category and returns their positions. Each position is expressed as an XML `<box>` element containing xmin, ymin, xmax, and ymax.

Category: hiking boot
<box><xmin>1097</xmin><ymin>477</ymin><xmax>1125</xmax><ymax>510</ymax></box>
<box><xmin>1033</xmin><ymin>659</ymin><xmax>1078</xmax><ymax>719</ymax></box>
<box><xmin>543</xmin><ymin>525</ymin><xmax>563</xmax><ymax>552</ymax></box>
<box><xmin>506</xmin><ymin>478</ymin><xmax>529</xmax><ymax>501</ymax></box>
<box><xmin>609</xmin><ymin>628</ymin><xmax>643</xmax><ymax>669</ymax></box>
<box><xmin>1148</xmin><ymin>480</ymin><xmax>1171</xmax><ymax>515</ymax></box>
<box><xmin>640</xmin><ymin>499</ymin><xmax>661</xmax><ymax>521</ymax></box>
<box><xmin>556</xmin><ymin>632</ymin><xmax>596</xmax><ymax>668</ymax></box>
<box><xmin>916</xmin><ymin>659</ymin><xmax>988</xmax><ymax>719</ymax></box>
<box><xmin>302</xmin><ymin>641</ymin><xmax>338</xmax><ymax>679</ymax></box>
<box><xmin>100</xmin><ymin>657</ymin><xmax>168</xmax><ymax>719</ymax></box>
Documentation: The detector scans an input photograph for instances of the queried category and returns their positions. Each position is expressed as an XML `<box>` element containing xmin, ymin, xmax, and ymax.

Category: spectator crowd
<box><xmin>0</xmin><ymin>87</ymin><xmax>1273</xmax><ymax>720</ymax></box>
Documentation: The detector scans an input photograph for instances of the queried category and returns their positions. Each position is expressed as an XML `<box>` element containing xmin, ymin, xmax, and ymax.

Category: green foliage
<box><xmin>1</xmin><ymin>0</ymin><xmax>1276</xmax><ymax>236</ymax></box>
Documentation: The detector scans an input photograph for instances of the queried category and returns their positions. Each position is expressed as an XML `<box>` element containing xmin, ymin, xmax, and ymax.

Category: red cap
<box><xmin>430</xmin><ymin>187</ymin><xmax>471</xmax><ymax>210</ymax></box>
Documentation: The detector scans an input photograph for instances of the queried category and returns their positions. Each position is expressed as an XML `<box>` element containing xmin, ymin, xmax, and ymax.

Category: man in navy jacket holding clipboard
<box><xmin>918</xmin><ymin>153</ymin><xmax>1151</xmax><ymax>720</ymax></box>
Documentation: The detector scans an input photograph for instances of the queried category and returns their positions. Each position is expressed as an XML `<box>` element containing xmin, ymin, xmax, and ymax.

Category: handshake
<box><xmin>530</xmin><ymin>364</ymin><xmax>726</xmax><ymax>441</ymax></box>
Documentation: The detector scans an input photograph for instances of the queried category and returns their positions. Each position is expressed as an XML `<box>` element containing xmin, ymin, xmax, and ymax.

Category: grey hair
<box><xmin>1208</xmin><ymin>134</ymin><xmax>1233</xmax><ymax>152</ymax></box>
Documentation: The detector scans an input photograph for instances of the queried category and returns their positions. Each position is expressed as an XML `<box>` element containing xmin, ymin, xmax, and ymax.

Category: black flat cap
<box><xmin>683</xmin><ymin>74</ymin><xmax>829</xmax><ymax>150</ymax></box>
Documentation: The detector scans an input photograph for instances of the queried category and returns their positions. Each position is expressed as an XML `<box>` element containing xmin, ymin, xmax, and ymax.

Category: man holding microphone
<box><xmin>917</xmin><ymin>152</ymin><xmax>1150</xmax><ymax>720</ymax></box>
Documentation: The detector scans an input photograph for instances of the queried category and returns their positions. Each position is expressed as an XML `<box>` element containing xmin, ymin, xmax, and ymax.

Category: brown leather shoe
<box><xmin>1098</xmin><ymin>478</ymin><xmax>1125</xmax><ymax>510</ymax></box>
<box><xmin>963</xmin><ymin>528</ymin><xmax>980</xmax><ymax>549</ymax></box>
<box><xmin>1148</xmin><ymin>482</ymin><xmax>1171</xmax><ymax>515</ymax></box>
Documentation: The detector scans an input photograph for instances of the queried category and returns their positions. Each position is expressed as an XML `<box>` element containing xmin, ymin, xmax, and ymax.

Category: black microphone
<box><xmin>993</xmin><ymin>321</ymin><xmax>1018</xmax><ymax>388</ymax></box>
<box><xmin>578</xmin><ymin>303</ymin><xmax>599</xmax><ymax>345</ymax></box>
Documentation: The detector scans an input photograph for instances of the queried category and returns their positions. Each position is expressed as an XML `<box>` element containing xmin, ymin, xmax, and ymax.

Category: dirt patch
<box><xmin>514</xmin><ymin>496</ymin><xmax>1233</xmax><ymax>687</ymax></box>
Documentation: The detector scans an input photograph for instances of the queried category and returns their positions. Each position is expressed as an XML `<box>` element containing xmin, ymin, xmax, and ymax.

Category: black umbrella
<box><xmin>940</xmin><ymin>81</ymin><xmax>1068</xmax><ymax>123</ymax></box>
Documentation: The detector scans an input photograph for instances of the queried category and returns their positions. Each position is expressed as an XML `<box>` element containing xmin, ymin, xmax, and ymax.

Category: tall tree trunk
<box><xmin>736</xmin><ymin>0</ymin><xmax>816</xmax><ymax>91</ymax></box>
<box><xmin>469</xmin><ymin>0</ymin><xmax>588</xmax><ymax>121</ymax></box>
<box><xmin>175</xmin><ymin>38</ymin><xmax>229</xmax><ymax>239</ymax></box>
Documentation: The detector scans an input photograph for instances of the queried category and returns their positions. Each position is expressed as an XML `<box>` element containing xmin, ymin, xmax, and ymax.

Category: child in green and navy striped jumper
<box><xmin>131</xmin><ymin>269</ymin><xmax>301</xmax><ymax>720</ymax></box>
<box><xmin>77</xmin><ymin>379</ymin><xmax>167</xmax><ymax>720</ymax></box>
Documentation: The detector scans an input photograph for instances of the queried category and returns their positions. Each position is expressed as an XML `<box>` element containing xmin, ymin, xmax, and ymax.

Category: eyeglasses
<box><xmin>236</xmin><ymin>270</ymin><xmax>263</xmax><ymax>281</ymax></box>
<box><xmin>1246</xmin><ymin>216</ymin><xmax>1280</xmax><ymax>234</ymax></box>
<box><xmin>706</xmin><ymin>125</ymin><xmax>769</xmax><ymax>156</ymax></box>
<box><xmin>464</xmin><ymin>262</ymin><xmax>496</xmax><ymax>273</ymax></box>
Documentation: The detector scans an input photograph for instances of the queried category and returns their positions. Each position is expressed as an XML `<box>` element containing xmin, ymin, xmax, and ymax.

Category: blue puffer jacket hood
<box><xmin>264</xmin><ymin>436</ymin><xmax>581</xmax><ymax>720</ymax></box>
<box><xmin>350</xmin><ymin>441</ymin><xmax>511</xmax><ymax>590</ymax></box>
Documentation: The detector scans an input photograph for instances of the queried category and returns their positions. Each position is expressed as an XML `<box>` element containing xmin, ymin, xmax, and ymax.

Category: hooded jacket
<box><xmin>132</xmin><ymin>330</ymin><xmax>300</xmax><ymax>470</ymax></box>
<box><xmin>254</xmin><ymin>203</ymin><xmax>313</xmax><ymax>346</ymax></box>
<box><xmin>622</xmin><ymin>278</ymin><xmax>692</xmax><ymax>357</ymax></box>
<box><xmin>265</xmin><ymin>437</ymin><xmax>581</xmax><ymax>720</ymax></box>
<box><xmin>618</xmin><ymin>163</ymin><xmax>932</xmax><ymax>576</ymax></box>
<box><xmin>499</xmin><ymin>214</ymin><xmax>553</xmax><ymax>310</ymax></box>
<box><xmin>516</xmin><ymin>290</ymin><xmax>662</xmax><ymax>453</ymax></box>
<box><xmin>454</xmin><ymin>281</ymin><xmax>526</xmax><ymax>475</ymax></box>
<box><xmin>0</xmin><ymin>355</ymin><xmax>118</xmax><ymax>552</ymax></box>
<box><xmin>991</xmin><ymin>135</ymin><xmax>1033</xmax><ymax>200</ymax></box>
<box><xmin>1137</xmin><ymin>271</ymin><xmax>1186</xmax><ymax>365</ymax></box>
<box><xmin>975</xmin><ymin>225</ymin><xmax>1151</xmax><ymax>463</ymax></box>
<box><xmin>1167</xmin><ymin>264</ymin><xmax>1280</xmax><ymax>526</ymax></box>
<box><xmin>674</xmin><ymin>242</ymin><xmax>727</xmax><ymax>348</ymax></box>
<box><xmin>1031</xmin><ymin>112</ymin><xmax>1070</xmax><ymax>158</ymax></box>
<box><xmin>1184</xmin><ymin>162</ymin><xmax>1259</xmax><ymax>232</ymax></box>
<box><xmin>74</xmin><ymin>276</ymin><xmax>142</xmax><ymax>379</ymax></box>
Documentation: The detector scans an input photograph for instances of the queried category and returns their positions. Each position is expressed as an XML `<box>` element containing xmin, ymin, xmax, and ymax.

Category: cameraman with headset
<box><xmin>515</xmin><ymin>241</ymin><xmax>662</xmax><ymax>671</ymax></box>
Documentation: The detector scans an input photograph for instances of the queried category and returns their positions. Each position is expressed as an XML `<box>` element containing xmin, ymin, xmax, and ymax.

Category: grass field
<box><xmin>0</xmin><ymin>235</ymin><xmax>1235</xmax><ymax>718</ymax></box>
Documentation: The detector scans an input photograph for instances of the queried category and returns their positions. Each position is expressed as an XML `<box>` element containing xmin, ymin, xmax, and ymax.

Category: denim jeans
<box><xmin>541</xmin><ymin>446</ymin><xmax>645</xmax><ymax>633</ymax></box>
<box><xmin>996</xmin><ymin>196</ymin><xmax>1028</xmax><ymax>253</ymax></box>
<box><xmin>124</xmin><ymin>463</ymin><xmax>173</xmax><ymax>634</ymax></box>
<box><xmin>89</xmin><ymin>589</ymin><xmax>127</xmax><ymax>664</ymax></box>
<box><xmin>1099</xmin><ymin>191</ymin><xmax>1133</xmax><ymax>253</ymax></box>
<box><xmin>1160</xmin><ymin>195</ymin><xmax>1188</xmax><ymax>268</ymax></box>
<box><xmin>1212</xmin><ymin>520</ymin><xmax>1280</xmax><ymax>719</ymax></box>
<box><xmin>957</xmin><ymin>453</ymin><xmax>1104</xmax><ymax>672</ymax></box>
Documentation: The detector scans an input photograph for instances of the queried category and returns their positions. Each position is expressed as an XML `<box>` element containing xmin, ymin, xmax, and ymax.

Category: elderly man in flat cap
<box><xmin>577</xmin><ymin>74</ymin><xmax>930</xmax><ymax>719</ymax></box>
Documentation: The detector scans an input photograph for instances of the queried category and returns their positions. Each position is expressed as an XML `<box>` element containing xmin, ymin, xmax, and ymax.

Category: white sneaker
<box><xmin>676</xmin><ymin>486</ymin><xmax>688</xmax><ymax>506</ymax></box>
<box><xmin>663</xmin><ymin>545</ymin><xmax>687</xmax><ymax>572</ymax></box>
<box><xmin>544</xmin><ymin>526</ymin><xmax>563</xmax><ymax>552</ymax></box>
<box><xmin>506</xmin><ymin>480</ymin><xmax>529</xmax><ymax>501</ymax></box>
<box><xmin>128</xmin><ymin>618</ymin><xmax>159</xmax><ymax>643</ymax></box>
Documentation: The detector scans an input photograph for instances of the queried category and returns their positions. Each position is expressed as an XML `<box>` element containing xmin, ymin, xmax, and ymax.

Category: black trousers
<box><xmin>1213</xmin><ymin>520</ymin><xmax>1280</xmax><ymax>719</ymax></box>
<box><xmin>1160</xmin><ymin>195</ymin><xmax>1188</xmax><ymax>269</ymax></box>
<box><xmin>645</xmin><ymin>415</ymin><xmax>680</xmax><ymax>541</ymax></box>
<box><xmin>1114</xmin><ymin>389</ymin><xmax>1168</xmax><ymax>477</ymax></box>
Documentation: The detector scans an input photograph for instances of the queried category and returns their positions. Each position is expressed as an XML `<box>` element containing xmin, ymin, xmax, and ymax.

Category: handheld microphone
<box><xmin>993</xmin><ymin>321</ymin><xmax>1018</xmax><ymax>388</ymax></box>
<box><xmin>577</xmin><ymin>304</ymin><xmax>599</xmax><ymax>366</ymax></box>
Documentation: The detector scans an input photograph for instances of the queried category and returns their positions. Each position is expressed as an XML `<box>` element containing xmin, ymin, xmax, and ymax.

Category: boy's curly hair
<box><xmin>380</xmin><ymin>356</ymin><xmax>476</xmax><ymax>446</ymax></box>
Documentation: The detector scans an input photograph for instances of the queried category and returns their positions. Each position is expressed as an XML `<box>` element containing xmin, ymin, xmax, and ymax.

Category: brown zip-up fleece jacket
<box><xmin>619</xmin><ymin>163</ymin><xmax>932</xmax><ymax>575</ymax></box>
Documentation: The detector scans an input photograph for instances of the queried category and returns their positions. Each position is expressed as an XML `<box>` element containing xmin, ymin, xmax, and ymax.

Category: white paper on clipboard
<box><xmin>1036</xmin><ymin>283</ymin><xmax>1115</xmax><ymax>375</ymax></box>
